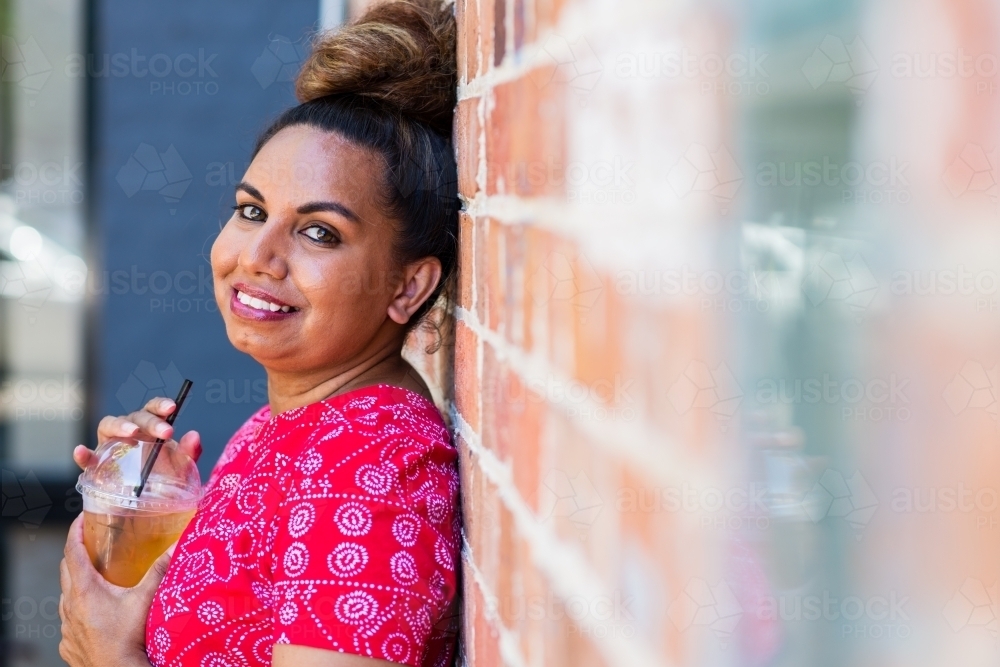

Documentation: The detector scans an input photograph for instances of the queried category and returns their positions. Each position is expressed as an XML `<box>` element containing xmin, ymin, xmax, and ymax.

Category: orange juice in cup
<box><xmin>77</xmin><ymin>438</ymin><xmax>201</xmax><ymax>587</ymax></box>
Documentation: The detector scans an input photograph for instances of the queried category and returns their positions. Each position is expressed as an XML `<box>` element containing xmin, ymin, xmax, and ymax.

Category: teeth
<box><xmin>236</xmin><ymin>290</ymin><xmax>292</xmax><ymax>314</ymax></box>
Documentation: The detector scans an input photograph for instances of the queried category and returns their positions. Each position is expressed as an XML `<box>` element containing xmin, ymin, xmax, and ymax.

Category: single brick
<box><xmin>486</xmin><ymin>69</ymin><xmax>567</xmax><ymax>196</ymax></box>
<box><xmin>455</xmin><ymin>97</ymin><xmax>481</xmax><ymax>199</ymax></box>
<box><xmin>455</xmin><ymin>318</ymin><xmax>482</xmax><ymax>433</ymax></box>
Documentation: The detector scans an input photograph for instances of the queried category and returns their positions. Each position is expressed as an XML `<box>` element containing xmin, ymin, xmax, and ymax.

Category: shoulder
<box><xmin>271</xmin><ymin>383</ymin><xmax>460</xmax><ymax>533</ymax></box>
<box><xmin>205</xmin><ymin>404</ymin><xmax>271</xmax><ymax>487</ymax></box>
<box><xmin>267</xmin><ymin>386</ymin><xmax>461</xmax><ymax>620</ymax></box>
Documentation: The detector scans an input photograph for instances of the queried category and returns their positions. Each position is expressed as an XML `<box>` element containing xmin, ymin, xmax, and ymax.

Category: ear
<box><xmin>388</xmin><ymin>257</ymin><xmax>443</xmax><ymax>325</ymax></box>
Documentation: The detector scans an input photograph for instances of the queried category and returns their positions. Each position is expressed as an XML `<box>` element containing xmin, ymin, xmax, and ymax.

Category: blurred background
<box><xmin>4</xmin><ymin>0</ymin><xmax>1000</xmax><ymax>666</ymax></box>
<box><xmin>0</xmin><ymin>0</ymin><xmax>325</xmax><ymax>663</ymax></box>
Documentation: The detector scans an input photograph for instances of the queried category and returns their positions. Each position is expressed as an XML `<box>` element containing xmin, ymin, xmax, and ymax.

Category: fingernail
<box><xmin>166</xmin><ymin>543</ymin><xmax>176</xmax><ymax>557</ymax></box>
<box><xmin>124</xmin><ymin>422</ymin><xmax>139</xmax><ymax>434</ymax></box>
<box><xmin>161</xmin><ymin>399</ymin><xmax>175</xmax><ymax>411</ymax></box>
<box><xmin>157</xmin><ymin>424</ymin><xmax>171</xmax><ymax>436</ymax></box>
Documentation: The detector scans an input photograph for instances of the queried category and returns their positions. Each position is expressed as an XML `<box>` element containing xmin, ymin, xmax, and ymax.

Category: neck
<box><xmin>264</xmin><ymin>334</ymin><xmax>411</xmax><ymax>415</ymax></box>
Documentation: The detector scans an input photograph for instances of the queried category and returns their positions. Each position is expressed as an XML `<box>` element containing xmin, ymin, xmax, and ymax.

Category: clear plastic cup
<box><xmin>76</xmin><ymin>438</ymin><xmax>202</xmax><ymax>587</ymax></box>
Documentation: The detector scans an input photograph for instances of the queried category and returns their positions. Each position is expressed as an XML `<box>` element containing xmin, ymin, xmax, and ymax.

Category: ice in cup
<box><xmin>76</xmin><ymin>438</ymin><xmax>202</xmax><ymax>587</ymax></box>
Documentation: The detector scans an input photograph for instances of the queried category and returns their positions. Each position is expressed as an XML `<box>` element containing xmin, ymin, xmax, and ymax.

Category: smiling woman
<box><xmin>57</xmin><ymin>2</ymin><xmax>461</xmax><ymax>667</ymax></box>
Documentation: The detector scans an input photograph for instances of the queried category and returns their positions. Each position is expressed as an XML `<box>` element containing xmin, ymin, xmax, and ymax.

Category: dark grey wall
<box><xmin>92</xmin><ymin>0</ymin><xmax>318</xmax><ymax>477</ymax></box>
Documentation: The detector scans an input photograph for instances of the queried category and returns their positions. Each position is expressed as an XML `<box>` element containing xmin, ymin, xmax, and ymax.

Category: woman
<box><xmin>57</xmin><ymin>2</ymin><xmax>461</xmax><ymax>666</ymax></box>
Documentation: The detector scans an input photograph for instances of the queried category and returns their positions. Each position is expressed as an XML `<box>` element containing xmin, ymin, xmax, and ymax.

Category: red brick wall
<box><xmin>430</xmin><ymin>0</ymin><xmax>720</xmax><ymax>665</ymax></box>
<box><xmin>408</xmin><ymin>0</ymin><xmax>1000</xmax><ymax>665</ymax></box>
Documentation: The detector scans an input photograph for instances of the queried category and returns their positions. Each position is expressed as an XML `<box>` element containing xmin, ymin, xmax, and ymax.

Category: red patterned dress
<box><xmin>145</xmin><ymin>384</ymin><xmax>460</xmax><ymax>667</ymax></box>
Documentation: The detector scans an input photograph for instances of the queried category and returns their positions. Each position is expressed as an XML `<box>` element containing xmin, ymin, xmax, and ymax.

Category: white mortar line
<box><xmin>464</xmin><ymin>193</ymin><xmax>577</xmax><ymax>233</ymax></box>
<box><xmin>454</xmin><ymin>305</ymin><xmax>711</xmax><ymax>490</ymax></box>
<box><xmin>461</xmin><ymin>536</ymin><xmax>530</xmax><ymax>667</ymax></box>
<box><xmin>453</xmin><ymin>409</ymin><xmax>666</xmax><ymax>667</ymax></box>
<box><xmin>462</xmin><ymin>193</ymin><xmax>690</xmax><ymax>261</ymax></box>
<box><xmin>458</xmin><ymin>40</ymin><xmax>554</xmax><ymax>101</ymax></box>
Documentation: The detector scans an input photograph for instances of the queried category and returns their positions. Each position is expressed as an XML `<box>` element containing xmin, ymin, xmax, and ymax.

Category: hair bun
<box><xmin>296</xmin><ymin>0</ymin><xmax>457</xmax><ymax>137</ymax></box>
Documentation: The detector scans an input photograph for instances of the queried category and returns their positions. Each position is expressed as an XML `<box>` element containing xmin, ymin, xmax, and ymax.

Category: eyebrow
<box><xmin>297</xmin><ymin>201</ymin><xmax>361</xmax><ymax>224</ymax></box>
<box><xmin>235</xmin><ymin>181</ymin><xmax>361</xmax><ymax>224</ymax></box>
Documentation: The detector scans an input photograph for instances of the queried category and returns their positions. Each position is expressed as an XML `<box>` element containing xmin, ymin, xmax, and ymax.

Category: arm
<box><xmin>273</xmin><ymin>645</ymin><xmax>396</xmax><ymax>667</ymax></box>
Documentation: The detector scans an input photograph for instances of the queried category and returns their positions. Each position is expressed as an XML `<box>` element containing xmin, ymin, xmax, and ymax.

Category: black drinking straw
<box><xmin>133</xmin><ymin>379</ymin><xmax>193</xmax><ymax>498</ymax></box>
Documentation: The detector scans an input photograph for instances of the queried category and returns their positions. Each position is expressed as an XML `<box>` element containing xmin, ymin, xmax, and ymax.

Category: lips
<box><xmin>235</xmin><ymin>289</ymin><xmax>293</xmax><ymax>313</ymax></box>
<box><xmin>229</xmin><ymin>285</ymin><xmax>299</xmax><ymax>322</ymax></box>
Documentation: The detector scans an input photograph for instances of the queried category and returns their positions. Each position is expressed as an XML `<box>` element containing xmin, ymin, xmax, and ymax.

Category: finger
<box><xmin>63</xmin><ymin>514</ymin><xmax>94</xmax><ymax>576</ymax></box>
<box><xmin>58</xmin><ymin>594</ymin><xmax>65</xmax><ymax>622</ymax></box>
<box><xmin>178</xmin><ymin>431</ymin><xmax>202</xmax><ymax>462</ymax></box>
<box><xmin>97</xmin><ymin>415</ymin><xmax>140</xmax><ymax>444</ymax></box>
<box><xmin>126</xmin><ymin>409</ymin><xmax>174</xmax><ymax>440</ymax></box>
<box><xmin>72</xmin><ymin>445</ymin><xmax>96</xmax><ymax>470</ymax></box>
<box><xmin>60</xmin><ymin>557</ymin><xmax>71</xmax><ymax>595</ymax></box>
<box><xmin>144</xmin><ymin>396</ymin><xmax>177</xmax><ymax>419</ymax></box>
<box><xmin>133</xmin><ymin>542</ymin><xmax>176</xmax><ymax>601</ymax></box>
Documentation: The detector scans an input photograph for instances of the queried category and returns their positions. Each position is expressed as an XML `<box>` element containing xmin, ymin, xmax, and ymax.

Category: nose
<box><xmin>237</xmin><ymin>215</ymin><xmax>290</xmax><ymax>280</ymax></box>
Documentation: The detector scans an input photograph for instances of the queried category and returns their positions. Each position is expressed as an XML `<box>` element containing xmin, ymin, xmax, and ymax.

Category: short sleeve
<box><xmin>267</xmin><ymin>407</ymin><xmax>460</xmax><ymax>666</ymax></box>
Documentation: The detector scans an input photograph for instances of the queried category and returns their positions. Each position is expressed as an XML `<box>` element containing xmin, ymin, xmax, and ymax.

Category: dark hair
<box><xmin>252</xmin><ymin>0</ymin><xmax>459</xmax><ymax>331</ymax></box>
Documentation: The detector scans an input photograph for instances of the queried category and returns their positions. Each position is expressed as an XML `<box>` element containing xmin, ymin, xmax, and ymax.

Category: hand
<box><xmin>73</xmin><ymin>397</ymin><xmax>201</xmax><ymax>470</ymax></box>
<box><xmin>59</xmin><ymin>514</ymin><xmax>173</xmax><ymax>667</ymax></box>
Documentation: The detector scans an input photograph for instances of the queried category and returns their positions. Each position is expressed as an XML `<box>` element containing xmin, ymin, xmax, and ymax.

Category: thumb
<box><xmin>133</xmin><ymin>542</ymin><xmax>176</xmax><ymax>600</ymax></box>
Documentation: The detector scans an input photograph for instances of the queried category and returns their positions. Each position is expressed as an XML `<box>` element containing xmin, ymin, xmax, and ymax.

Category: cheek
<box><xmin>295</xmin><ymin>251</ymin><xmax>396</xmax><ymax>320</ymax></box>
<box><xmin>210</xmin><ymin>224</ymin><xmax>239</xmax><ymax>278</ymax></box>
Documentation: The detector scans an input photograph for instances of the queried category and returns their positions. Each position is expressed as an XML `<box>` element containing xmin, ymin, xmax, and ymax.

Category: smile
<box><xmin>236</xmin><ymin>290</ymin><xmax>294</xmax><ymax>313</ymax></box>
<box><xmin>229</xmin><ymin>287</ymin><xmax>299</xmax><ymax>322</ymax></box>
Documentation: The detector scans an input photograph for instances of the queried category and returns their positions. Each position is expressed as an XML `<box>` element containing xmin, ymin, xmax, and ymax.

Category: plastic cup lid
<box><xmin>76</xmin><ymin>439</ymin><xmax>202</xmax><ymax>512</ymax></box>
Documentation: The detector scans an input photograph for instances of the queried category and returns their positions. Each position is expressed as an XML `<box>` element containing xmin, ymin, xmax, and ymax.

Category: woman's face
<box><xmin>210</xmin><ymin>124</ymin><xmax>437</xmax><ymax>374</ymax></box>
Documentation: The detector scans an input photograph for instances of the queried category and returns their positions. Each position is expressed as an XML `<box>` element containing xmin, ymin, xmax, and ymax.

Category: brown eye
<box><xmin>302</xmin><ymin>224</ymin><xmax>340</xmax><ymax>245</ymax></box>
<box><xmin>236</xmin><ymin>204</ymin><xmax>265</xmax><ymax>222</ymax></box>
